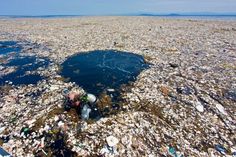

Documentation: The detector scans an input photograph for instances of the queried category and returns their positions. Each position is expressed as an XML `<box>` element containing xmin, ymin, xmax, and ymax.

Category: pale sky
<box><xmin>0</xmin><ymin>0</ymin><xmax>236</xmax><ymax>15</ymax></box>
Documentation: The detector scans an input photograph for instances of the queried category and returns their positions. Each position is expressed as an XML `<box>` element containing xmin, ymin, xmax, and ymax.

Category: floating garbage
<box><xmin>233</xmin><ymin>151</ymin><xmax>236</xmax><ymax>157</ymax></box>
<box><xmin>225</xmin><ymin>88</ymin><xmax>236</xmax><ymax>101</ymax></box>
<box><xmin>107</xmin><ymin>88</ymin><xmax>115</xmax><ymax>92</ymax></box>
<box><xmin>100</xmin><ymin>136</ymin><xmax>119</xmax><ymax>156</ymax></box>
<box><xmin>0</xmin><ymin>135</ymin><xmax>10</xmax><ymax>143</ymax></box>
<box><xmin>169</xmin><ymin>62</ymin><xmax>179</xmax><ymax>68</ymax></box>
<box><xmin>87</xmin><ymin>93</ymin><xmax>97</xmax><ymax>104</ymax></box>
<box><xmin>0</xmin><ymin>127</ymin><xmax>5</xmax><ymax>134</ymax></box>
<box><xmin>100</xmin><ymin>144</ymin><xmax>118</xmax><ymax>156</ymax></box>
<box><xmin>168</xmin><ymin>146</ymin><xmax>184</xmax><ymax>157</ymax></box>
<box><xmin>20</xmin><ymin>127</ymin><xmax>30</xmax><ymax>137</ymax></box>
<box><xmin>0</xmin><ymin>147</ymin><xmax>12</xmax><ymax>157</ymax></box>
<box><xmin>215</xmin><ymin>144</ymin><xmax>227</xmax><ymax>155</ymax></box>
<box><xmin>62</xmin><ymin>88</ymin><xmax>70</xmax><ymax>96</ymax></box>
<box><xmin>215</xmin><ymin>104</ymin><xmax>227</xmax><ymax>115</ymax></box>
<box><xmin>231</xmin><ymin>148</ymin><xmax>236</xmax><ymax>156</ymax></box>
<box><xmin>81</xmin><ymin>104</ymin><xmax>92</xmax><ymax>120</ymax></box>
<box><xmin>168</xmin><ymin>146</ymin><xmax>178</xmax><ymax>157</ymax></box>
<box><xmin>106</xmin><ymin>135</ymin><xmax>119</xmax><ymax>147</ymax></box>
<box><xmin>195</xmin><ymin>101</ymin><xmax>204</xmax><ymax>112</ymax></box>
<box><xmin>176</xmin><ymin>86</ymin><xmax>193</xmax><ymax>95</ymax></box>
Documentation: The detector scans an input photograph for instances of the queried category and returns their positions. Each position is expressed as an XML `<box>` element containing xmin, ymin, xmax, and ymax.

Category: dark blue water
<box><xmin>61</xmin><ymin>50</ymin><xmax>149</xmax><ymax>96</ymax></box>
<box><xmin>0</xmin><ymin>41</ymin><xmax>22</xmax><ymax>55</ymax></box>
<box><xmin>0</xmin><ymin>41</ymin><xmax>51</xmax><ymax>85</ymax></box>
<box><xmin>0</xmin><ymin>56</ymin><xmax>50</xmax><ymax>85</ymax></box>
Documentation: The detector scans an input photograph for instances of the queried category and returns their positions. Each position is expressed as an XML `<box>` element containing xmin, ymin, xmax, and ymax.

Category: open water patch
<box><xmin>0</xmin><ymin>41</ymin><xmax>22</xmax><ymax>55</ymax></box>
<box><xmin>60</xmin><ymin>50</ymin><xmax>149</xmax><ymax>118</ymax></box>
<box><xmin>61</xmin><ymin>50</ymin><xmax>149</xmax><ymax>96</ymax></box>
<box><xmin>0</xmin><ymin>40</ymin><xmax>51</xmax><ymax>85</ymax></box>
<box><xmin>0</xmin><ymin>56</ymin><xmax>50</xmax><ymax>85</ymax></box>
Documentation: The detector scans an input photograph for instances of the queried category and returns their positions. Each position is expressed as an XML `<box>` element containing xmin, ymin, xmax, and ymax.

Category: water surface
<box><xmin>0</xmin><ymin>41</ymin><xmax>22</xmax><ymax>55</ymax></box>
<box><xmin>61</xmin><ymin>50</ymin><xmax>149</xmax><ymax>96</ymax></box>
<box><xmin>0</xmin><ymin>56</ymin><xmax>50</xmax><ymax>85</ymax></box>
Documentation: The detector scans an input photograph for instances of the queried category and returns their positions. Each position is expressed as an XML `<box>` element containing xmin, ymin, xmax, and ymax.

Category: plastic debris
<box><xmin>106</xmin><ymin>136</ymin><xmax>119</xmax><ymax>147</ymax></box>
<box><xmin>168</xmin><ymin>146</ymin><xmax>178</xmax><ymax>157</ymax></box>
<box><xmin>100</xmin><ymin>145</ymin><xmax>114</xmax><ymax>155</ymax></box>
<box><xmin>21</xmin><ymin>127</ymin><xmax>30</xmax><ymax>137</ymax></box>
<box><xmin>176</xmin><ymin>86</ymin><xmax>192</xmax><ymax>95</ymax></box>
<box><xmin>169</xmin><ymin>63</ymin><xmax>179</xmax><ymax>68</ymax></box>
<box><xmin>77</xmin><ymin>121</ymin><xmax>88</xmax><ymax>133</ymax></box>
<box><xmin>87</xmin><ymin>93</ymin><xmax>97</xmax><ymax>104</ymax></box>
<box><xmin>81</xmin><ymin>104</ymin><xmax>91</xmax><ymax>120</ymax></box>
<box><xmin>62</xmin><ymin>88</ymin><xmax>69</xmax><ymax>96</ymax></box>
<box><xmin>26</xmin><ymin>119</ymin><xmax>36</xmax><ymax>128</ymax></box>
<box><xmin>54</xmin><ymin>116</ymin><xmax>59</xmax><ymax>122</ymax></box>
<box><xmin>107</xmin><ymin>88</ymin><xmax>115</xmax><ymax>92</ymax></box>
<box><xmin>49</xmin><ymin>85</ymin><xmax>60</xmax><ymax>91</ymax></box>
<box><xmin>233</xmin><ymin>152</ymin><xmax>236</xmax><ymax>157</ymax></box>
<box><xmin>0</xmin><ymin>135</ymin><xmax>10</xmax><ymax>143</ymax></box>
<box><xmin>231</xmin><ymin>148</ymin><xmax>236</xmax><ymax>157</ymax></box>
<box><xmin>41</xmin><ymin>149</ymin><xmax>48</xmax><ymax>156</ymax></box>
<box><xmin>58</xmin><ymin>121</ymin><xmax>65</xmax><ymax>128</ymax></box>
<box><xmin>0</xmin><ymin>17</ymin><xmax>235</xmax><ymax>157</ymax></box>
<box><xmin>225</xmin><ymin>89</ymin><xmax>236</xmax><ymax>101</ymax></box>
<box><xmin>167</xmin><ymin>146</ymin><xmax>184</xmax><ymax>157</ymax></box>
<box><xmin>0</xmin><ymin>147</ymin><xmax>12</xmax><ymax>157</ymax></box>
<box><xmin>215</xmin><ymin>144</ymin><xmax>227</xmax><ymax>155</ymax></box>
<box><xmin>216</xmin><ymin>104</ymin><xmax>227</xmax><ymax>115</ymax></box>
<box><xmin>100</xmin><ymin>144</ymin><xmax>119</xmax><ymax>156</ymax></box>
<box><xmin>44</xmin><ymin>125</ymin><xmax>51</xmax><ymax>131</ymax></box>
<box><xmin>0</xmin><ymin>127</ymin><xmax>6</xmax><ymax>134</ymax></box>
<box><xmin>195</xmin><ymin>101</ymin><xmax>204</xmax><ymax>112</ymax></box>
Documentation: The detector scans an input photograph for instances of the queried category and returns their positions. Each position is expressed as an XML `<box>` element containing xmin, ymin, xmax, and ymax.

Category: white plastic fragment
<box><xmin>106</xmin><ymin>135</ymin><xmax>119</xmax><ymax>147</ymax></box>
<box><xmin>195</xmin><ymin>102</ymin><xmax>204</xmax><ymax>112</ymax></box>
<box><xmin>54</xmin><ymin>116</ymin><xmax>59</xmax><ymax>122</ymax></box>
<box><xmin>107</xmin><ymin>88</ymin><xmax>115</xmax><ymax>92</ymax></box>
<box><xmin>58</xmin><ymin>121</ymin><xmax>64</xmax><ymax>128</ymax></box>
<box><xmin>87</xmin><ymin>93</ymin><xmax>97</xmax><ymax>104</ymax></box>
<box><xmin>0</xmin><ymin>127</ymin><xmax>6</xmax><ymax>134</ymax></box>
<box><xmin>216</xmin><ymin>104</ymin><xmax>227</xmax><ymax>115</ymax></box>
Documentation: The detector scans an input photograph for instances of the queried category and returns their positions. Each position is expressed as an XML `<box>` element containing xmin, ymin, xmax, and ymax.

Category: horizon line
<box><xmin>1</xmin><ymin>12</ymin><xmax>236</xmax><ymax>17</ymax></box>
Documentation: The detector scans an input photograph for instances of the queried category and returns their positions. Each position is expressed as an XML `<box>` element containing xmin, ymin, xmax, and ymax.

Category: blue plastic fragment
<box><xmin>168</xmin><ymin>146</ymin><xmax>178</xmax><ymax>157</ymax></box>
<box><xmin>232</xmin><ymin>151</ymin><xmax>236</xmax><ymax>157</ymax></box>
<box><xmin>62</xmin><ymin>88</ymin><xmax>69</xmax><ymax>95</ymax></box>
<box><xmin>0</xmin><ymin>147</ymin><xmax>11</xmax><ymax>157</ymax></box>
<box><xmin>215</xmin><ymin>144</ymin><xmax>226</xmax><ymax>154</ymax></box>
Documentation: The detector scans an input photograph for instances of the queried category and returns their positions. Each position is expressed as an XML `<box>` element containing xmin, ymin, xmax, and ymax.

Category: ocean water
<box><xmin>0</xmin><ymin>15</ymin><xmax>236</xmax><ymax>21</ymax></box>
<box><xmin>61</xmin><ymin>50</ymin><xmax>149</xmax><ymax>119</ymax></box>
<box><xmin>0</xmin><ymin>56</ymin><xmax>50</xmax><ymax>85</ymax></box>
<box><xmin>61</xmin><ymin>50</ymin><xmax>149</xmax><ymax>97</ymax></box>
<box><xmin>138</xmin><ymin>15</ymin><xmax>236</xmax><ymax>21</ymax></box>
<box><xmin>0</xmin><ymin>41</ymin><xmax>21</xmax><ymax>55</ymax></box>
<box><xmin>0</xmin><ymin>41</ymin><xmax>52</xmax><ymax>85</ymax></box>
